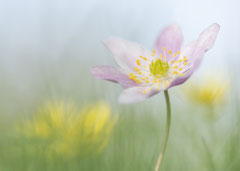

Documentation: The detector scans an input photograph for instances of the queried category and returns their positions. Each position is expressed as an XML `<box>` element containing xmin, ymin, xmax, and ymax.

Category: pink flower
<box><xmin>91</xmin><ymin>23</ymin><xmax>220</xmax><ymax>103</ymax></box>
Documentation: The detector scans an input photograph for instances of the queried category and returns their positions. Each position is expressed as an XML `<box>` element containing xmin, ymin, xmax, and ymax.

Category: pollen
<box><xmin>129</xmin><ymin>48</ymin><xmax>189</xmax><ymax>89</ymax></box>
<box><xmin>173</xmin><ymin>71</ymin><xmax>178</xmax><ymax>75</ymax></box>
<box><xmin>136</xmin><ymin>59</ymin><xmax>141</xmax><ymax>66</ymax></box>
<box><xmin>141</xmin><ymin>77</ymin><xmax>149</xmax><ymax>80</ymax></box>
<box><xmin>153</xmin><ymin>78</ymin><xmax>158</xmax><ymax>83</ymax></box>
<box><xmin>129</xmin><ymin>75</ymin><xmax>137</xmax><ymax>80</ymax></box>
<box><xmin>139</xmin><ymin>56</ymin><xmax>147</xmax><ymax>61</ymax></box>
<box><xmin>164</xmin><ymin>80</ymin><xmax>170</xmax><ymax>87</ymax></box>
<box><xmin>134</xmin><ymin>67</ymin><xmax>140</xmax><ymax>72</ymax></box>
<box><xmin>135</xmin><ymin>79</ymin><xmax>141</xmax><ymax>84</ymax></box>
<box><xmin>129</xmin><ymin>73</ymin><xmax>134</xmax><ymax>76</ymax></box>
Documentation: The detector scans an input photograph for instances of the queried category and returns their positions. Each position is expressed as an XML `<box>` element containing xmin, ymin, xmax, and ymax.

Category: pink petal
<box><xmin>169</xmin><ymin>23</ymin><xmax>220</xmax><ymax>88</ymax></box>
<box><xmin>154</xmin><ymin>24</ymin><xmax>183</xmax><ymax>60</ymax></box>
<box><xmin>104</xmin><ymin>37</ymin><xmax>150</xmax><ymax>72</ymax></box>
<box><xmin>191</xmin><ymin>23</ymin><xmax>220</xmax><ymax>69</ymax></box>
<box><xmin>91</xmin><ymin>66</ymin><xmax>138</xmax><ymax>88</ymax></box>
<box><xmin>118</xmin><ymin>87</ymin><xmax>159</xmax><ymax>104</ymax></box>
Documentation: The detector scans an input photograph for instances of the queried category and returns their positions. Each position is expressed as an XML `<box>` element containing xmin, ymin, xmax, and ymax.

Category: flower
<box><xmin>91</xmin><ymin>23</ymin><xmax>220</xmax><ymax>103</ymax></box>
<box><xmin>184</xmin><ymin>73</ymin><xmax>229</xmax><ymax>106</ymax></box>
<box><xmin>19</xmin><ymin>101</ymin><xmax>116</xmax><ymax>159</ymax></box>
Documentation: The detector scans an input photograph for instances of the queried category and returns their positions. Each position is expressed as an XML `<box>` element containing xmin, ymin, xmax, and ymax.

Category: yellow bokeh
<box><xmin>19</xmin><ymin>101</ymin><xmax>116</xmax><ymax>159</ymax></box>
<box><xmin>184</xmin><ymin>74</ymin><xmax>230</xmax><ymax>106</ymax></box>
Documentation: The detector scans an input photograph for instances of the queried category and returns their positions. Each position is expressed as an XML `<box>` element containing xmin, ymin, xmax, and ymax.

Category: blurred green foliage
<box><xmin>0</xmin><ymin>84</ymin><xmax>240</xmax><ymax>171</ymax></box>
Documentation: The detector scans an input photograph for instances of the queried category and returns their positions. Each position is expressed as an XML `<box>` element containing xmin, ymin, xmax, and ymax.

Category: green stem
<box><xmin>155</xmin><ymin>90</ymin><xmax>171</xmax><ymax>171</ymax></box>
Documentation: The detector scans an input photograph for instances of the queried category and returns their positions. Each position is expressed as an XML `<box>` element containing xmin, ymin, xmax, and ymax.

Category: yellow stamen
<box><xmin>134</xmin><ymin>67</ymin><xmax>140</xmax><ymax>72</ymax></box>
<box><xmin>164</xmin><ymin>80</ymin><xmax>170</xmax><ymax>87</ymax></box>
<box><xmin>135</xmin><ymin>79</ymin><xmax>141</xmax><ymax>84</ymax></box>
<box><xmin>168</xmin><ymin>50</ymin><xmax>172</xmax><ymax>55</ymax></box>
<box><xmin>129</xmin><ymin>73</ymin><xmax>134</xmax><ymax>76</ymax></box>
<box><xmin>153</xmin><ymin>78</ymin><xmax>158</xmax><ymax>83</ymax></box>
<box><xmin>139</xmin><ymin>56</ymin><xmax>147</xmax><ymax>61</ymax></box>
<box><xmin>173</xmin><ymin>71</ymin><xmax>178</xmax><ymax>75</ymax></box>
<box><xmin>141</xmin><ymin>76</ymin><xmax>149</xmax><ymax>80</ymax></box>
<box><xmin>177</xmin><ymin>51</ymin><xmax>180</xmax><ymax>55</ymax></box>
<box><xmin>136</xmin><ymin>59</ymin><xmax>141</xmax><ymax>66</ymax></box>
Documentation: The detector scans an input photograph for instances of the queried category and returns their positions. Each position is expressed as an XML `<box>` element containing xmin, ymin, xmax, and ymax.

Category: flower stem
<box><xmin>155</xmin><ymin>90</ymin><xmax>171</xmax><ymax>171</ymax></box>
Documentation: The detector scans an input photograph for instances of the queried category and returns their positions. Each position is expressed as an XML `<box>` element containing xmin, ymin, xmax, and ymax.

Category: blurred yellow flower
<box><xmin>20</xmin><ymin>101</ymin><xmax>116</xmax><ymax>159</ymax></box>
<box><xmin>184</xmin><ymin>74</ymin><xmax>229</xmax><ymax>106</ymax></box>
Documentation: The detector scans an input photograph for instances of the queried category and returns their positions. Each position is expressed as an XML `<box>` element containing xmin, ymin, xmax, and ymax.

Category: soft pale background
<box><xmin>0</xmin><ymin>0</ymin><xmax>239</xmax><ymax>170</ymax></box>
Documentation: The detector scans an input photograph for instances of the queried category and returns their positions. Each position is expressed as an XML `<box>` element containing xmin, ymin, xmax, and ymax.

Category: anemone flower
<box><xmin>91</xmin><ymin>23</ymin><xmax>220</xmax><ymax>170</ymax></box>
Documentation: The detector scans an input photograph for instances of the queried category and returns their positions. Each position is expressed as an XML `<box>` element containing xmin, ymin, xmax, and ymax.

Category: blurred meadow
<box><xmin>0</xmin><ymin>0</ymin><xmax>240</xmax><ymax>170</ymax></box>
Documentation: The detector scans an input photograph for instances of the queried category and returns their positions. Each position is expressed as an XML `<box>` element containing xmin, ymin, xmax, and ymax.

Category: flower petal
<box><xmin>104</xmin><ymin>37</ymin><xmax>150</xmax><ymax>72</ymax></box>
<box><xmin>169</xmin><ymin>23</ymin><xmax>220</xmax><ymax>88</ymax></box>
<box><xmin>154</xmin><ymin>24</ymin><xmax>183</xmax><ymax>60</ymax></box>
<box><xmin>118</xmin><ymin>87</ymin><xmax>159</xmax><ymax>104</ymax></box>
<box><xmin>91</xmin><ymin>66</ymin><xmax>138</xmax><ymax>88</ymax></box>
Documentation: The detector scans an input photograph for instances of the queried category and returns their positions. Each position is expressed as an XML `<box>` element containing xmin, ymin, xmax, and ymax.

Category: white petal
<box><xmin>118</xmin><ymin>86</ymin><xmax>159</xmax><ymax>104</ymax></box>
<box><xmin>104</xmin><ymin>37</ymin><xmax>151</xmax><ymax>72</ymax></box>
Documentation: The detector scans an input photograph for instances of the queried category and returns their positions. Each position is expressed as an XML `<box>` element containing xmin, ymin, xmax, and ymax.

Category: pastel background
<box><xmin>0</xmin><ymin>0</ymin><xmax>239</xmax><ymax>170</ymax></box>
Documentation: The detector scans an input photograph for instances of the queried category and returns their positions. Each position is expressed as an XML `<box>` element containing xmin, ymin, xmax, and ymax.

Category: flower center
<box><xmin>128</xmin><ymin>48</ymin><xmax>189</xmax><ymax>94</ymax></box>
<box><xmin>149</xmin><ymin>58</ymin><xmax>169</xmax><ymax>78</ymax></box>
